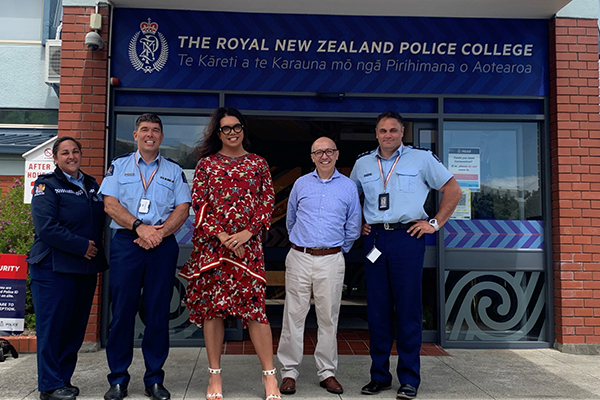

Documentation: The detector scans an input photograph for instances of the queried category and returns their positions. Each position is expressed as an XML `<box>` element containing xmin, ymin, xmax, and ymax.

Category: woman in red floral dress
<box><xmin>179</xmin><ymin>107</ymin><xmax>281</xmax><ymax>400</ymax></box>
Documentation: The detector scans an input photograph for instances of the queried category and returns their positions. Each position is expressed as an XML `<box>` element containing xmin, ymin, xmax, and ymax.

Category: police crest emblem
<box><xmin>34</xmin><ymin>184</ymin><xmax>45</xmax><ymax>197</ymax></box>
<box><xmin>129</xmin><ymin>18</ymin><xmax>169</xmax><ymax>73</ymax></box>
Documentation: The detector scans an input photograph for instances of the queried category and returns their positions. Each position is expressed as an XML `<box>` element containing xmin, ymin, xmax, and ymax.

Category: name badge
<box><xmin>366</xmin><ymin>246</ymin><xmax>382</xmax><ymax>263</ymax></box>
<box><xmin>138</xmin><ymin>198</ymin><xmax>151</xmax><ymax>214</ymax></box>
<box><xmin>378</xmin><ymin>193</ymin><xmax>389</xmax><ymax>210</ymax></box>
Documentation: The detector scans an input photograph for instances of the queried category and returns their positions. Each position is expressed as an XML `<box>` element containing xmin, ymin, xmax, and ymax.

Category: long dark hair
<box><xmin>197</xmin><ymin>107</ymin><xmax>251</xmax><ymax>159</ymax></box>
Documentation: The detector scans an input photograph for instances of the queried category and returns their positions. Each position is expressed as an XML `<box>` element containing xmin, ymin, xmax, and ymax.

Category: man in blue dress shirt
<box><xmin>350</xmin><ymin>111</ymin><xmax>461</xmax><ymax>399</ymax></box>
<box><xmin>278</xmin><ymin>137</ymin><xmax>361</xmax><ymax>396</ymax></box>
<box><xmin>99</xmin><ymin>113</ymin><xmax>191</xmax><ymax>400</ymax></box>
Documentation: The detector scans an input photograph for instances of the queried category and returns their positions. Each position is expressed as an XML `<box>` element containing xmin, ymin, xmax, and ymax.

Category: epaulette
<box><xmin>356</xmin><ymin>149</ymin><xmax>375</xmax><ymax>160</ymax></box>
<box><xmin>409</xmin><ymin>145</ymin><xmax>430</xmax><ymax>152</ymax></box>
<box><xmin>105</xmin><ymin>153</ymin><xmax>133</xmax><ymax>177</ymax></box>
<box><xmin>111</xmin><ymin>152</ymin><xmax>133</xmax><ymax>162</ymax></box>
<box><xmin>410</xmin><ymin>146</ymin><xmax>443</xmax><ymax>163</ymax></box>
<box><xmin>164</xmin><ymin>156</ymin><xmax>184</xmax><ymax>169</ymax></box>
<box><xmin>37</xmin><ymin>172</ymin><xmax>56</xmax><ymax>180</ymax></box>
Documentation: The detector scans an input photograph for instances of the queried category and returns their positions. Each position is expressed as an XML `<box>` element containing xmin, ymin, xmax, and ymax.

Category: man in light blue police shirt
<box><xmin>278</xmin><ymin>137</ymin><xmax>361</xmax><ymax>396</ymax></box>
<box><xmin>350</xmin><ymin>111</ymin><xmax>461</xmax><ymax>399</ymax></box>
<box><xmin>99</xmin><ymin>113</ymin><xmax>191</xmax><ymax>400</ymax></box>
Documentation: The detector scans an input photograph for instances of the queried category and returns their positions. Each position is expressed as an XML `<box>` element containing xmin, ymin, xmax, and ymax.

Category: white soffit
<box><xmin>107</xmin><ymin>0</ymin><xmax>573</xmax><ymax>19</ymax></box>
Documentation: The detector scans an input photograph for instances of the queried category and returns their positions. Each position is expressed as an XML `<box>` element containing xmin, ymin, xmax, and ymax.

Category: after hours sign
<box><xmin>22</xmin><ymin>136</ymin><xmax>57</xmax><ymax>204</ymax></box>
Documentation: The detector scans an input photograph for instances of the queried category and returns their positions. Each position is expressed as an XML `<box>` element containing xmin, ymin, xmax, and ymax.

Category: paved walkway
<box><xmin>1</xmin><ymin>347</ymin><xmax>600</xmax><ymax>400</ymax></box>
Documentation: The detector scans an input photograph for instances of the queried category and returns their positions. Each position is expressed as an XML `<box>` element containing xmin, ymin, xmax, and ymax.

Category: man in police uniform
<box><xmin>350</xmin><ymin>111</ymin><xmax>461</xmax><ymax>399</ymax></box>
<box><xmin>99</xmin><ymin>113</ymin><xmax>191</xmax><ymax>400</ymax></box>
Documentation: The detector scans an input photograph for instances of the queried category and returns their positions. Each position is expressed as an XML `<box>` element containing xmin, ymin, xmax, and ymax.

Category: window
<box><xmin>115</xmin><ymin>113</ymin><xmax>209</xmax><ymax>179</ymax></box>
<box><xmin>0</xmin><ymin>0</ymin><xmax>44</xmax><ymax>41</ymax></box>
<box><xmin>0</xmin><ymin>109</ymin><xmax>58</xmax><ymax>125</ymax></box>
<box><xmin>443</xmin><ymin>122</ymin><xmax>541</xmax><ymax>221</ymax></box>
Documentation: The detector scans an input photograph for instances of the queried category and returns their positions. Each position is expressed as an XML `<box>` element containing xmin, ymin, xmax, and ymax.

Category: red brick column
<box><xmin>58</xmin><ymin>6</ymin><xmax>111</xmax><ymax>347</ymax></box>
<box><xmin>549</xmin><ymin>17</ymin><xmax>600</xmax><ymax>354</ymax></box>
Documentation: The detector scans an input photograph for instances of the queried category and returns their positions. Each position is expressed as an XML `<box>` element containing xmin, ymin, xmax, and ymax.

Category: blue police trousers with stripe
<box><xmin>30</xmin><ymin>258</ymin><xmax>97</xmax><ymax>392</ymax></box>
<box><xmin>363</xmin><ymin>227</ymin><xmax>425</xmax><ymax>389</ymax></box>
<box><xmin>106</xmin><ymin>231</ymin><xmax>178</xmax><ymax>387</ymax></box>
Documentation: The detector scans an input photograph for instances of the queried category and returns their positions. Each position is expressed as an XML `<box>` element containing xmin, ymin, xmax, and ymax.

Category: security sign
<box><xmin>0</xmin><ymin>254</ymin><xmax>28</xmax><ymax>334</ymax></box>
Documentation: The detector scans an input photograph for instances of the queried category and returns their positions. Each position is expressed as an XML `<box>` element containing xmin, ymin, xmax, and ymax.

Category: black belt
<box><xmin>371</xmin><ymin>222</ymin><xmax>415</xmax><ymax>231</ymax></box>
<box><xmin>291</xmin><ymin>244</ymin><xmax>341</xmax><ymax>256</ymax></box>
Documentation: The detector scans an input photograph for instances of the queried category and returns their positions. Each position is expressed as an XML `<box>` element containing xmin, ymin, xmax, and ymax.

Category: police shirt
<box><xmin>349</xmin><ymin>145</ymin><xmax>453</xmax><ymax>224</ymax></box>
<box><xmin>99</xmin><ymin>151</ymin><xmax>191</xmax><ymax>229</ymax></box>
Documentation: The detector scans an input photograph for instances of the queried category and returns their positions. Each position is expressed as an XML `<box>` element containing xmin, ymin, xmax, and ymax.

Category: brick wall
<box><xmin>59</xmin><ymin>6</ymin><xmax>110</xmax><ymax>344</ymax></box>
<box><xmin>0</xmin><ymin>176</ymin><xmax>22</xmax><ymax>194</ymax></box>
<box><xmin>549</xmin><ymin>17</ymin><xmax>600</xmax><ymax>353</ymax></box>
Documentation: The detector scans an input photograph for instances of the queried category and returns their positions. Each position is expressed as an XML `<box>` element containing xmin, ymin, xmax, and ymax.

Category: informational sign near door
<box><xmin>22</xmin><ymin>136</ymin><xmax>57</xmax><ymax>204</ymax></box>
<box><xmin>0</xmin><ymin>254</ymin><xmax>28</xmax><ymax>335</ymax></box>
<box><xmin>448</xmin><ymin>148</ymin><xmax>480</xmax><ymax>219</ymax></box>
<box><xmin>448</xmin><ymin>148</ymin><xmax>480</xmax><ymax>191</ymax></box>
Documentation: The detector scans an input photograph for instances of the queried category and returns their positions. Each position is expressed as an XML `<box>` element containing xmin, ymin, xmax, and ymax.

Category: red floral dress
<box><xmin>179</xmin><ymin>153</ymin><xmax>275</xmax><ymax>327</ymax></box>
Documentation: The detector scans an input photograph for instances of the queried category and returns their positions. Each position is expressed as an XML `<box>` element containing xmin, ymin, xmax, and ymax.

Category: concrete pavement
<box><xmin>1</xmin><ymin>348</ymin><xmax>600</xmax><ymax>400</ymax></box>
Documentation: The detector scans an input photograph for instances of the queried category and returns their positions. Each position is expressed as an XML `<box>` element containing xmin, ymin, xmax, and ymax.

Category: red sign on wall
<box><xmin>0</xmin><ymin>254</ymin><xmax>28</xmax><ymax>334</ymax></box>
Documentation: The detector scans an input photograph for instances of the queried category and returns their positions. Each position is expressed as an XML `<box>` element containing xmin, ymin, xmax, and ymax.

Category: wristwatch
<box><xmin>132</xmin><ymin>219</ymin><xmax>143</xmax><ymax>232</ymax></box>
<box><xmin>428</xmin><ymin>218</ymin><xmax>440</xmax><ymax>231</ymax></box>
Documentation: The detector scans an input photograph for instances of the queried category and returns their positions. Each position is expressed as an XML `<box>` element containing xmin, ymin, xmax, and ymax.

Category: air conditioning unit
<box><xmin>45</xmin><ymin>39</ymin><xmax>62</xmax><ymax>84</ymax></box>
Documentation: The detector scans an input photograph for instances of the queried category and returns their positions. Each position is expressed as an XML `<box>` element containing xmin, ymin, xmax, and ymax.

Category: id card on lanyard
<box><xmin>377</xmin><ymin>147</ymin><xmax>402</xmax><ymax>210</ymax></box>
<box><xmin>136</xmin><ymin>155</ymin><xmax>160</xmax><ymax>214</ymax></box>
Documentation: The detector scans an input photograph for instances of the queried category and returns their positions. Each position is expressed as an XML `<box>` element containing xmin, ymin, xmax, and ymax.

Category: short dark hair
<box><xmin>376</xmin><ymin>111</ymin><xmax>403</xmax><ymax>127</ymax></box>
<box><xmin>52</xmin><ymin>136</ymin><xmax>82</xmax><ymax>159</ymax></box>
<box><xmin>197</xmin><ymin>107</ymin><xmax>251</xmax><ymax>158</ymax></box>
<box><xmin>135</xmin><ymin>113</ymin><xmax>163</xmax><ymax>132</ymax></box>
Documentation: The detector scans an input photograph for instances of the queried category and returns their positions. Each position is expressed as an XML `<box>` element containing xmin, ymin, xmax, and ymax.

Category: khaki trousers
<box><xmin>277</xmin><ymin>247</ymin><xmax>345</xmax><ymax>381</ymax></box>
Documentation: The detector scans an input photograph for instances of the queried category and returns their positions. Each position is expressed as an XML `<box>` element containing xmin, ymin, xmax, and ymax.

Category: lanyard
<box><xmin>135</xmin><ymin>155</ymin><xmax>160</xmax><ymax>196</ymax></box>
<box><xmin>377</xmin><ymin>148</ymin><xmax>402</xmax><ymax>192</ymax></box>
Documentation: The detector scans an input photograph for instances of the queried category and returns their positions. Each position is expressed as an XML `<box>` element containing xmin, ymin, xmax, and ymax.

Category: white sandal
<box><xmin>262</xmin><ymin>368</ymin><xmax>281</xmax><ymax>400</ymax></box>
<box><xmin>207</xmin><ymin>367</ymin><xmax>223</xmax><ymax>400</ymax></box>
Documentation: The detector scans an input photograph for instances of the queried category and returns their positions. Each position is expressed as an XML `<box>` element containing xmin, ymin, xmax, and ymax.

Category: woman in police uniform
<box><xmin>28</xmin><ymin>136</ymin><xmax>107</xmax><ymax>400</ymax></box>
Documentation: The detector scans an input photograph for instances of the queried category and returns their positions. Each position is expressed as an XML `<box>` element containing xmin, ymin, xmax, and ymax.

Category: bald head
<box><xmin>310</xmin><ymin>136</ymin><xmax>338</xmax><ymax>180</ymax></box>
<box><xmin>311</xmin><ymin>136</ymin><xmax>336</xmax><ymax>152</ymax></box>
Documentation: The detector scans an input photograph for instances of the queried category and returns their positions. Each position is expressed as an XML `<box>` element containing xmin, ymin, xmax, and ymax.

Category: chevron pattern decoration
<box><xmin>444</xmin><ymin>219</ymin><xmax>544</xmax><ymax>249</ymax></box>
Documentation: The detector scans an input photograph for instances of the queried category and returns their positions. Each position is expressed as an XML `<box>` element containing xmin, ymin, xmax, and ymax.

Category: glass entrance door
<box><xmin>440</xmin><ymin>122</ymin><xmax>548</xmax><ymax>347</ymax></box>
<box><xmin>103</xmin><ymin>113</ymin><xmax>446</xmax><ymax>345</ymax></box>
<box><xmin>246</xmin><ymin>116</ymin><xmax>374</xmax><ymax>322</ymax></box>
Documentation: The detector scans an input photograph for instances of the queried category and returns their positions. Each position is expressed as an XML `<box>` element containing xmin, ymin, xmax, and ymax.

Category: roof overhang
<box><xmin>106</xmin><ymin>0</ymin><xmax>573</xmax><ymax>19</ymax></box>
<box><xmin>0</xmin><ymin>128</ymin><xmax>57</xmax><ymax>155</ymax></box>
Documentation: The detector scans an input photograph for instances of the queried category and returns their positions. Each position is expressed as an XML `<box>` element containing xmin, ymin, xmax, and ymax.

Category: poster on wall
<box><xmin>448</xmin><ymin>148</ymin><xmax>480</xmax><ymax>192</ymax></box>
<box><xmin>111</xmin><ymin>9</ymin><xmax>549</xmax><ymax>96</ymax></box>
<box><xmin>0</xmin><ymin>254</ymin><xmax>28</xmax><ymax>335</ymax></box>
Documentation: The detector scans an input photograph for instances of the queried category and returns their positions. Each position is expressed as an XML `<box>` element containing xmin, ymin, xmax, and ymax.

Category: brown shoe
<box><xmin>319</xmin><ymin>376</ymin><xmax>343</xmax><ymax>394</ymax></box>
<box><xmin>280</xmin><ymin>377</ymin><xmax>296</xmax><ymax>395</ymax></box>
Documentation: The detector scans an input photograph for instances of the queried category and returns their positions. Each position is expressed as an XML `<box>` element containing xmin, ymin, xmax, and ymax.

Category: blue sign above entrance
<box><xmin>112</xmin><ymin>8</ymin><xmax>549</xmax><ymax>96</ymax></box>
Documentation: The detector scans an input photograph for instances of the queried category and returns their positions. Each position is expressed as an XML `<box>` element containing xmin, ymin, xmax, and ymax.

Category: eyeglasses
<box><xmin>219</xmin><ymin>124</ymin><xmax>244</xmax><ymax>135</ymax></box>
<box><xmin>311</xmin><ymin>148</ymin><xmax>338</xmax><ymax>157</ymax></box>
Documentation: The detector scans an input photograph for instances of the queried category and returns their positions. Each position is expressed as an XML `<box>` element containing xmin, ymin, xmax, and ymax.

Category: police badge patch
<box><xmin>34</xmin><ymin>184</ymin><xmax>45</xmax><ymax>197</ymax></box>
<box><xmin>106</xmin><ymin>164</ymin><xmax>114</xmax><ymax>177</ymax></box>
<box><xmin>129</xmin><ymin>18</ymin><xmax>169</xmax><ymax>74</ymax></box>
